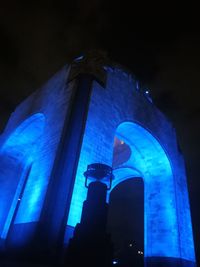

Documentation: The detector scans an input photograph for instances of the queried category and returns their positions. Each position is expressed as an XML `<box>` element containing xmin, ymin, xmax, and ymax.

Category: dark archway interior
<box><xmin>107</xmin><ymin>178</ymin><xmax>144</xmax><ymax>266</ymax></box>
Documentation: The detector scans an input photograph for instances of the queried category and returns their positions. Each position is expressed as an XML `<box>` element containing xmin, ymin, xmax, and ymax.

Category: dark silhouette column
<box><xmin>66</xmin><ymin>163</ymin><xmax>114</xmax><ymax>267</ymax></box>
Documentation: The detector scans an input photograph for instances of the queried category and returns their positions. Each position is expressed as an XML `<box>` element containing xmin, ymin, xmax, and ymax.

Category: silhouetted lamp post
<box><xmin>84</xmin><ymin>163</ymin><xmax>113</xmax><ymax>189</ymax></box>
<box><xmin>66</xmin><ymin>163</ymin><xmax>114</xmax><ymax>267</ymax></box>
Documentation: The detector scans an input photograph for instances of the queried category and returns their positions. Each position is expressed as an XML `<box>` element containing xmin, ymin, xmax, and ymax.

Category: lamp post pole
<box><xmin>66</xmin><ymin>163</ymin><xmax>114</xmax><ymax>267</ymax></box>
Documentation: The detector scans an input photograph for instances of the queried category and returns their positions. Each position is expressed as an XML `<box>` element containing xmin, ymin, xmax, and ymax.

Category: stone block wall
<box><xmin>0</xmin><ymin>61</ymin><xmax>196</xmax><ymax>266</ymax></box>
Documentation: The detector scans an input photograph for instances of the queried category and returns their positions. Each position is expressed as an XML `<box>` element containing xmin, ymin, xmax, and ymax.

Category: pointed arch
<box><xmin>0</xmin><ymin>113</ymin><xmax>45</xmax><ymax>239</ymax></box>
<box><xmin>110</xmin><ymin>121</ymin><xmax>180</xmax><ymax>259</ymax></box>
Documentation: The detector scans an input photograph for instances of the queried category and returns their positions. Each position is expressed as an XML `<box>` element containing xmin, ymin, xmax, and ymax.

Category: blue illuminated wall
<box><xmin>0</xmin><ymin>113</ymin><xmax>45</xmax><ymax>240</ymax></box>
<box><xmin>112</xmin><ymin>122</ymin><xmax>180</xmax><ymax>258</ymax></box>
<box><xmin>0</xmin><ymin>61</ymin><xmax>196</xmax><ymax>266</ymax></box>
<box><xmin>0</xmin><ymin>65</ymin><xmax>75</xmax><ymax>248</ymax></box>
<box><xmin>66</xmin><ymin>66</ymin><xmax>196</xmax><ymax>265</ymax></box>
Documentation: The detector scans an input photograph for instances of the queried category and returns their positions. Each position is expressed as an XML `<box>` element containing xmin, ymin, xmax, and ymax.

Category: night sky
<box><xmin>0</xmin><ymin>1</ymin><xmax>200</xmax><ymax>265</ymax></box>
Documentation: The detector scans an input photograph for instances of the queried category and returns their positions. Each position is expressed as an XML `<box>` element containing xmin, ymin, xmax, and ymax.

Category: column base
<box><xmin>145</xmin><ymin>257</ymin><xmax>196</xmax><ymax>267</ymax></box>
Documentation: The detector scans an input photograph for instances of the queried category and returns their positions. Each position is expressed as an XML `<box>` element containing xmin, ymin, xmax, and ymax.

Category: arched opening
<box><xmin>107</xmin><ymin>121</ymin><xmax>180</xmax><ymax>263</ymax></box>
<box><xmin>108</xmin><ymin>178</ymin><xmax>144</xmax><ymax>267</ymax></box>
<box><xmin>0</xmin><ymin>113</ymin><xmax>45</xmax><ymax>242</ymax></box>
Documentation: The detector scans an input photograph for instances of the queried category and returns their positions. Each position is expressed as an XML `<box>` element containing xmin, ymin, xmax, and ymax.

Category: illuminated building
<box><xmin>0</xmin><ymin>51</ymin><xmax>196</xmax><ymax>266</ymax></box>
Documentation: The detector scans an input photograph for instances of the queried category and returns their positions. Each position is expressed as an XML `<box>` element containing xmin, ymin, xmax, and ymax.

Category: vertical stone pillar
<box><xmin>36</xmin><ymin>51</ymin><xmax>108</xmax><ymax>264</ymax></box>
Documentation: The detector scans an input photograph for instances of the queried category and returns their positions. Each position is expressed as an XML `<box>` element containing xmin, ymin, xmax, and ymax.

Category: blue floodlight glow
<box><xmin>0</xmin><ymin>113</ymin><xmax>45</xmax><ymax>239</ymax></box>
<box><xmin>136</xmin><ymin>81</ymin><xmax>139</xmax><ymax>90</ymax></box>
<box><xmin>67</xmin><ymin>121</ymin><xmax>195</xmax><ymax>263</ymax></box>
<box><xmin>0</xmin><ymin>72</ymin><xmax>196</xmax><ymax>266</ymax></box>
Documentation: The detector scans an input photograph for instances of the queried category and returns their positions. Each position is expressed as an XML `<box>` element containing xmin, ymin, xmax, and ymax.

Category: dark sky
<box><xmin>0</xmin><ymin>1</ymin><xmax>200</xmax><ymax>265</ymax></box>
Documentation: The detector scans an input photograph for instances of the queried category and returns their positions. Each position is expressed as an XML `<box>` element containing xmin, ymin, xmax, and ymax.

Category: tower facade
<box><xmin>0</xmin><ymin>52</ymin><xmax>196</xmax><ymax>266</ymax></box>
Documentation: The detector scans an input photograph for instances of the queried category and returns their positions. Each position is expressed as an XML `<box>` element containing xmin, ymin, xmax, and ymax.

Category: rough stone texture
<box><xmin>0</xmin><ymin>62</ymin><xmax>196</xmax><ymax>266</ymax></box>
<box><xmin>0</xmin><ymin>65</ymin><xmax>74</xmax><ymax>249</ymax></box>
<box><xmin>68</xmin><ymin>66</ymin><xmax>196</xmax><ymax>265</ymax></box>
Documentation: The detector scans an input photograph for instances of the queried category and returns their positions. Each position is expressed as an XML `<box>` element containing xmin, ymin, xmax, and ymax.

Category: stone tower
<box><xmin>0</xmin><ymin>51</ymin><xmax>196</xmax><ymax>267</ymax></box>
